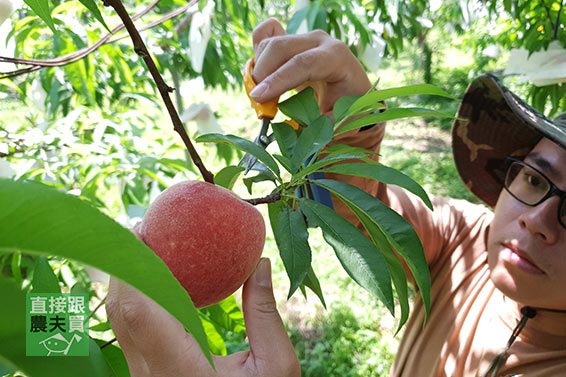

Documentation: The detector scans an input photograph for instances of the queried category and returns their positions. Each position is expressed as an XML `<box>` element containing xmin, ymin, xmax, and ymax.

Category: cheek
<box><xmin>486</xmin><ymin>195</ymin><xmax>525</xmax><ymax>296</ymax></box>
<box><xmin>487</xmin><ymin>246</ymin><xmax>517</xmax><ymax>294</ymax></box>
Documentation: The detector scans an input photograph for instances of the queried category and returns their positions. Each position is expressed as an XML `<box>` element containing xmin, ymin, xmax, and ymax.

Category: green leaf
<box><xmin>31</xmin><ymin>256</ymin><xmax>61</xmax><ymax>293</ymax></box>
<box><xmin>93</xmin><ymin>339</ymin><xmax>130</xmax><ymax>377</ymax></box>
<box><xmin>271</xmin><ymin>122</ymin><xmax>298</xmax><ymax>158</ymax></box>
<box><xmin>503</xmin><ymin>0</ymin><xmax>512</xmax><ymax>13</ymax></box>
<box><xmin>199</xmin><ymin>296</ymin><xmax>245</xmax><ymax>335</ymax></box>
<box><xmin>312</xmin><ymin>180</ymin><xmax>410</xmax><ymax>329</ymax></box>
<box><xmin>66</xmin><ymin>60</ymin><xmax>95</xmax><ymax>105</ymax></box>
<box><xmin>77</xmin><ymin>0</ymin><xmax>110</xmax><ymax>32</ymax></box>
<box><xmin>0</xmin><ymin>362</ymin><xmax>16</xmax><ymax>375</ymax></box>
<box><xmin>323</xmin><ymin>143</ymin><xmax>380</xmax><ymax>157</ymax></box>
<box><xmin>294</xmin><ymin>153</ymin><xmax>371</xmax><ymax>181</ymax></box>
<box><xmin>286</xmin><ymin>6</ymin><xmax>309</xmax><ymax>34</ymax></box>
<box><xmin>200</xmin><ymin>317</ymin><xmax>227</xmax><ymax>356</ymax></box>
<box><xmin>300</xmin><ymin>266</ymin><xmax>326</xmax><ymax>309</ymax></box>
<box><xmin>305</xmin><ymin>2</ymin><xmax>320</xmax><ymax>30</ymax></box>
<box><xmin>278</xmin><ymin>87</ymin><xmax>320</xmax><ymax>126</ymax></box>
<box><xmin>311</xmin><ymin>179</ymin><xmax>431</xmax><ymax>317</ymax></box>
<box><xmin>24</xmin><ymin>0</ymin><xmax>56</xmax><ymax>32</ymax></box>
<box><xmin>10</xmin><ymin>252</ymin><xmax>22</xmax><ymax>285</ymax></box>
<box><xmin>347</xmin><ymin>84</ymin><xmax>456</xmax><ymax>116</ymax></box>
<box><xmin>312</xmin><ymin>9</ymin><xmax>328</xmax><ymax>31</ymax></box>
<box><xmin>336</xmin><ymin>108</ymin><xmax>455</xmax><ymax>135</ymax></box>
<box><xmin>0</xmin><ymin>276</ymin><xmax>114</xmax><ymax>376</ymax></box>
<box><xmin>290</xmin><ymin>115</ymin><xmax>333</xmax><ymax>173</ymax></box>
<box><xmin>333</xmin><ymin>94</ymin><xmax>361</xmax><ymax>122</ymax></box>
<box><xmin>243</xmin><ymin>172</ymin><xmax>278</xmax><ymax>195</ymax></box>
<box><xmin>349</xmin><ymin>205</ymin><xmax>409</xmax><ymax>333</ymax></box>
<box><xmin>0</xmin><ymin>179</ymin><xmax>212</xmax><ymax>366</ymax></box>
<box><xmin>322</xmin><ymin>162</ymin><xmax>433</xmax><ymax>210</ymax></box>
<box><xmin>273</xmin><ymin>207</ymin><xmax>312</xmax><ymax>298</ymax></box>
<box><xmin>196</xmin><ymin>133</ymin><xmax>280</xmax><ymax>179</ymax></box>
<box><xmin>90</xmin><ymin>322</ymin><xmax>111</xmax><ymax>332</ymax></box>
<box><xmin>298</xmin><ymin>198</ymin><xmax>394</xmax><ymax>314</ymax></box>
<box><xmin>214</xmin><ymin>166</ymin><xmax>244</xmax><ymax>190</ymax></box>
<box><xmin>273</xmin><ymin>154</ymin><xmax>292</xmax><ymax>173</ymax></box>
<box><xmin>216</xmin><ymin>143</ymin><xmax>238</xmax><ymax>167</ymax></box>
<box><xmin>0</xmin><ymin>79</ymin><xmax>23</xmax><ymax>95</ymax></box>
<box><xmin>268</xmin><ymin>200</ymin><xmax>286</xmax><ymax>231</ymax></box>
<box><xmin>71</xmin><ymin>281</ymin><xmax>90</xmax><ymax>295</ymax></box>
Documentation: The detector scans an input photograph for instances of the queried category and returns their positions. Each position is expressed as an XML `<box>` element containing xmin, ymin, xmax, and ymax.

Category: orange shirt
<box><xmin>327</xmin><ymin>124</ymin><xmax>566</xmax><ymax>376</ymax></box>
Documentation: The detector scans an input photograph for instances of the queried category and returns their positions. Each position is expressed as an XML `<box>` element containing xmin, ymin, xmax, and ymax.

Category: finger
<box><xmin>251</xmin><ymin>47</ymin><xmax>343</xmax><ymax>107</ymax></box>
<box><xmin>252</xmin><ymin>17</ymin><xmax>285</xmax><ymax>50</ymax></box>
<box><xmin>107</xmin><ymin>278</ymin><xmax>152</xmax><ymax>377</ymax></box>
<box><xmin>253</xmin><ymin>31</ymin><xmax>324</xmax><ymax>81</ymax></box>
<box><xmin>251</xmin><ymin>31</ymin><xmax>354</xmax><ymax>105</ymax></box>
<box><xmin>109</xmin><ymin>278</ymin><xmax>212</xmax><ymax>377</ymax></box>
<box><xmin>242</xmin><ymin>258</ymin><xmax>300</xmax><ymax>376</ymax></box>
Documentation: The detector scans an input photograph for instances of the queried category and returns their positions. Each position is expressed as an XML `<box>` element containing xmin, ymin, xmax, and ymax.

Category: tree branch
<box><xmin>103</xmin><ymin>0</ymin><xmax>214</xmax><ymax>184</ymax></box>
<box><xmin>99</xmin><ymin>337</ymin><xmax>116</xmax><ymax>349</ymax></box>
<box><xmin>0</xmin><ymin>0</ymin><xmax>194</xmax><ymax>79</ymax></box>
<box><xmin>244</xmin><ymin>191</ymin><xmax>282</xmax><ymax>205</ymax></box>
<box><xmin>0</xmin><ymin>147</ymin><xmax>26</xmax><ymax>158</ymax></box>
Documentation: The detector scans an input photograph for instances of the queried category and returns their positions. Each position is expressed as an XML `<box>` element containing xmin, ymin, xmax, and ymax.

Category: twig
<box><xmin>244</xmin><ymin>190</ymin><xmax>282</xmax><ymax>205</ymax></box>
<box><xmin>103</xmin><ymin>0</ymin><xmax>214</xmax><ymax>184</ymax></box>
<box><xmin>555</xmin><ymin>0</ymin><xmax>564</xmax><ymax>40</ymax></box>
<box><xmin>88</xmin><ymin>294</ymin><xmax>107</xmax><ymax>320</ymax></box>
<box><xmin>0</xmin><ymin>147</ymin><xmax>26</xmax><ymax>157</ymax></box>
<box><xmin>1</xmin><ymin>0</ymin><xmax>159</xmax><ymax>67</ymax></box>
<box><xmin>541</xmin><ymin>0</ymin><xmax>554</xmax><ymax>34</ymax></box>
<box><xmin>99</xmin><ymin>337</ymin><xmax>116</xmax><ymax>349</ymax></box>
<box><xmin>0</xmin><ymin>0</ymin><xmax>193</xmax><ymax>79</ymax></box>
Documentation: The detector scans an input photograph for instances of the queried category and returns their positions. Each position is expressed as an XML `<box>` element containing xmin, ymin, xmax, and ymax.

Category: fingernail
<box><xmin>254</xmin><ymin>258</ymin><xmax>272</xmax><ymax>288</ymax></box>
<box><xmin>250</xmin><ymin>82</ymin><xmax>268</xmax><ymax>100</ymax></box>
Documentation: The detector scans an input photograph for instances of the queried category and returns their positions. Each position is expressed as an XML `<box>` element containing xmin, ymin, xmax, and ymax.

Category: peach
<box><xmin>138</xmin><ymin>181</ymin><xmax>265</xmax><ymax>308</ymax></box>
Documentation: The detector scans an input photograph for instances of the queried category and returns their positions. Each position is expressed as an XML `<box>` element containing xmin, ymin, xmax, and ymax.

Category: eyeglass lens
<box><xmin>505</xmin><ymin>161</ymin><xmax>566</xmax><ymax>227</ymax></box>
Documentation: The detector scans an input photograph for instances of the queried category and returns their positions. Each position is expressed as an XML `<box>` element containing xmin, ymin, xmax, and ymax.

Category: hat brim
<box><xmin>451</xmin><ymin>74</ymin><xmax>566</xmax><ymax>207</ymax></box>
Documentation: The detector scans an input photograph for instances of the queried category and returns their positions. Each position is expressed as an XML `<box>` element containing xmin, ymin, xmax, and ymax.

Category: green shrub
<box><xmin>288</xmin><ymin>301</ymin><xmax>397</xmax><ymax>377</ymax></box>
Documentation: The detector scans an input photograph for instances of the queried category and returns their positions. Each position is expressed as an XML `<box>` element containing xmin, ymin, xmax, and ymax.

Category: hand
<box><xmin>250</xmin><ymin>18</ymin><xmax>371</xmax><ymax>115</ymax></box>
<box><xmin>106</xmin><ymin>258</ymin><xmax>300</xmax><ymax>377</ymax></box>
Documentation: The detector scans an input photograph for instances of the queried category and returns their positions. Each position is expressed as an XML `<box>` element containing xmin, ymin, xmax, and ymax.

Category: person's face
<box><xmin>488</xmin><ymin>138</ymin><xmax>566</xmax><ymax>310</ymax></box>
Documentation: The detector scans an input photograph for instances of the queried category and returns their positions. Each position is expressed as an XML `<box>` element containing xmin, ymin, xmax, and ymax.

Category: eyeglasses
<box><xmin>504</xmin><ymin>157</ymin><xmax>566</xmax><ymax>229</ymax></box>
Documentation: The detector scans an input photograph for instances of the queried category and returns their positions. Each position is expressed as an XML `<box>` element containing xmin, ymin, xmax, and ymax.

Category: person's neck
<box><xmin>510</xmin><ymin>299</ymin><xmax>566</xmax><ymax>337</ymax></box>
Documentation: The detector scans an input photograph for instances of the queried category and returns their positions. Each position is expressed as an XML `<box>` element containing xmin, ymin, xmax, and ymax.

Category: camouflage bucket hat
<box><xmin>452</xmin><ymin>74</ymin><xmax>566</xmax><ymax>207</ymax></box>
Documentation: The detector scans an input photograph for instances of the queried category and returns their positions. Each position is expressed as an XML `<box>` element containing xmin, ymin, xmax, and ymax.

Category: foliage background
<box><xmin>1</xmin><ymin>0</ymin><xmax>565</xmax><ymax>376</ymax></box>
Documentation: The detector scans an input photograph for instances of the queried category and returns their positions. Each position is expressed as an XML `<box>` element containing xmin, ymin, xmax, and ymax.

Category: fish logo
<box><xmin>39</xmin><ymin>333</ymin><xmax>83</xmax><ymax>356</ymax></box>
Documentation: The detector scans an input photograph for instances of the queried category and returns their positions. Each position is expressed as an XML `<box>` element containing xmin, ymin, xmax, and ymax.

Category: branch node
<box><xmin>134</xmin><ymin>48</ymin><xmax>148</xmax><ymax>58</ymax></box>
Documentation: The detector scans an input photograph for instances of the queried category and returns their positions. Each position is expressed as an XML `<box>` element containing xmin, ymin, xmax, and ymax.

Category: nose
<box><xmin>518</xmin><ymin>195</ymin><xmax>560</xmax><ymax>244</ymax></box>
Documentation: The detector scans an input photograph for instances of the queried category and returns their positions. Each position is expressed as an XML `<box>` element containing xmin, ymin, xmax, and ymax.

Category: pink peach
<box><xmin>139</xmin><ymin>181</ymin><xmax>265</xmax><ymax>308</ymax></box>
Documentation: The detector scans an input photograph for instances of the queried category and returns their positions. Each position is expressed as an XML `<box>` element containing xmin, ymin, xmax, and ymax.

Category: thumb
<box><xmin>242</xmin><ymin>258</ymin><xmax>300</xmax><ymax>375</ymax></box>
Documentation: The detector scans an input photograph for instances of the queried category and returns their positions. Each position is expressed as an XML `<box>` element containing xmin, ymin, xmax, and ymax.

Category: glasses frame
<box><xmin>504</xmin><ymin>157</ymin><xmax>566</xmax><ymax>229</ymax></box>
